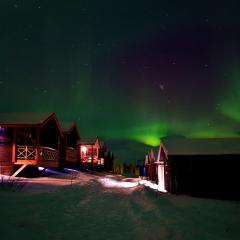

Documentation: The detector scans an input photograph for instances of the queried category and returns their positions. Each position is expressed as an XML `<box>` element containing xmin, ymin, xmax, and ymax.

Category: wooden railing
<box><xmin>65</xmin><ymin>147</ymin><xmax>77</xmax><ymax>162</ymax></box>
<box><xmin>39</xmin><ymin>146</ymin><xmax>58</xmax><ymax>161</ymax></box>
<box><xmin>16</xmin><ymin>145</ymin><xmax>58</xmax><ymax>161</ymax></box>
<box><xmin>17</xmin><ymin>145</ymin><xmax>36</xmax><ymax>160</ymax></box>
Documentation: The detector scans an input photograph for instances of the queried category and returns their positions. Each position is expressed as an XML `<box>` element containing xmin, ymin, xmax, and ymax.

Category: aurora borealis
<box><xmin>0</xmin><ymin>0</ymin><xmax>240</xmax><ymax>150</ymax></box>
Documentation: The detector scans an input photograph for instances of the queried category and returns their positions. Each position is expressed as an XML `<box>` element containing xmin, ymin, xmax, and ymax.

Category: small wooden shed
<box><xmin>0</xmin><ymin>112</ymin><xmax>63</xmax><ymax>175</ymax></box>
<box><xmin>147</xmin><ymin>137</ymin><xmax>240</xmax><ymax>200</ymax></box>
<box><xmin>60</xmin><ymin>122</ymin><xmax>80</xmax><ymax>168</ymax></box>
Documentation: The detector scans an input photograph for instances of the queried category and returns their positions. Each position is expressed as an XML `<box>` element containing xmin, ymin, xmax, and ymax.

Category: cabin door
<box><xmin>158</xmin><ymin>164</ymin><xmax>165</xmax><ymax>191</ymax></box>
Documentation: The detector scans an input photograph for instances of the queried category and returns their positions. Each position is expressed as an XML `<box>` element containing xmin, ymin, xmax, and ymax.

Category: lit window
<box><xmin>81</xmin><ymin>146</ymin><xmax>87</xmax><ymax>155</ymax></box>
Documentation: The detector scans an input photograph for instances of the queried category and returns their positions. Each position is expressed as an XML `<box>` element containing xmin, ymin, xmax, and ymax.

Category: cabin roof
<box><xmin>78</xmin><ymin>138</ymin><xmax>97</xmax><ymax>145</ymax></box>
<box><xmin>0</xmin><ymin>112</ymin><xmax>63</xmax><ymax>135</ymax></box>
<box><xmin>60</xmin><ymin>122</ymin><xmax>74</xmax><ymax>132</ymax></box>
<box><xmin>60</xmin><ymin>122</ymin><xmax>80</xmax><ymax>139</ymax></box>
<box><xmin>60</xmin><ymin>122</ymin><xmax>77</xmax><ymax>133</ymax></box>
<box><xmin>78</xmin><ymin>137</ymin><xmax>100</xmax><ymax>146</ymax></box>
<box><xmin>161</xmin><ymin>137</ymin><xmax>240</xmax><ymax>156</ymax></box>
<box><xmin>0</xmin><ymin>112</ymin><xmax>56</xmax><ymax>126</ymax></box>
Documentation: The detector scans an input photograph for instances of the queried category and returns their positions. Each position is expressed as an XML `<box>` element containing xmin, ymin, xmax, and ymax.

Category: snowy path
<box><xmin>0</xmin><ymin>172</ymin><xmax>141</xmax><ymax>192</ymax></box>
<box><xmin>0</xmin><ymin>172</ymin><xmax>240</xmax><ymax>240</ymax></box>
<box><xmin>1</xmin><ymin>170</ymin><xmax>168</xmax><ymax>194</ymax></box>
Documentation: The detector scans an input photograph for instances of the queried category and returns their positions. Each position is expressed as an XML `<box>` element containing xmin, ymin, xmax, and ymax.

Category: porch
<box><xmin>14</xmin><ymin>145</ymin><xmax>59</xmax><ymax>168</ymax></box>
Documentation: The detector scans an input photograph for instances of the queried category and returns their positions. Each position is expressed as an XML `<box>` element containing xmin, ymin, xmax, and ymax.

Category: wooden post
<box><xmin>12</xmin><ymin>128</ymin><xmax>16</xmax><ymax>163</ymax></box>
<box><xmin>12</xmin><ymin>164</ymin><xmax>27</xmax><ymax>177</ymax></box>
<box><xmin>92</xmin><ymin>145</ymin><xmax>94</xmax><ymax>168</ymax></box>
<box><xmin>64</xmin><ymin>134</ymin><xmax>68</xmax><ymax>161</ymax></box>
<box><xmin>58</xmin><ymin>135</ymin><xmax>60</xmax><ymax>165</ymax></box>
<box><xmin>35</xmin><ymin>128</ymin><xmax>40</xmax><ymax>163</ymax></box>
<box><xmin>65</xmin><ymin>134</ymin><xmax>68</xmax><ymax>147</ymax></box>
<box><xmin>97</xmin><ymin>147</ymin><xmax>99</xmax><ymax>162</ymax></box>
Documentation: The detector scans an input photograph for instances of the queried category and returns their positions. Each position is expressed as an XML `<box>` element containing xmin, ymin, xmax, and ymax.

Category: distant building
<box><xmin>144</xmin><ymin>147</ymin><xmax>166</xmax><ymax>192</ymax></box>
<box><xmin>144</xmin><ymin>137</ymin><xmax>240</xmax><ymax>200</ymax></box>
<box><xmin>78</xmin><ymin>137</ymin><xmax>106</xmax><ymax>167</ymax></box>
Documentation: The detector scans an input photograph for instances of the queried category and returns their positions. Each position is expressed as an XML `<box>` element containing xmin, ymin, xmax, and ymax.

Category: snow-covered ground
<box><xmin>0</xmin><ymin>171</ymin><xmax>240</xmax><ymax>240</ymax></box>
<box><xmin>1</xmin><ymin>170</ymin><xmax>140</xmax><ymax>193</ymax></box>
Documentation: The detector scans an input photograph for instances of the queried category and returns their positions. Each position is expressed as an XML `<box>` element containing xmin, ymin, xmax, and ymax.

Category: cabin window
<box><xmin>80</xmin><ymin>145</ymin><xmax>99</xmax><ymax>163</ymax></box>
<box><xmin>81</xmin><ymin>145</ymin><xmax>90</xmax><ymax>162</ymax></box>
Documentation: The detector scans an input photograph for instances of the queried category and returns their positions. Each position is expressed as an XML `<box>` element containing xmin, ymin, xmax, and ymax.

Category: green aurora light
<box><xmin>220</xmin><ymin>66</ymin><xmax>240</xmax><ymax>122</ymax></box>
<box><xmin>0</xmin><ymin>1</ymin><xmax>240</xmax><ymax>153</ymax></box>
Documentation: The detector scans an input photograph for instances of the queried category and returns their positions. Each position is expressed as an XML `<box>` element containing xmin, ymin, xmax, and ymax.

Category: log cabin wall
<box><xmin>169</xmin><ymin>154</ymin><xmax>240</xmax><ymax>200</ymax></box>
<box><xmin>66</xmin><ymin>129</ymin><xmax>79</xmax><ymax>148</ymax></box>
<box><xmin>169</xmin><ymin>156</ymin><xmax>192</xmax><ymax>194</ymax></box>
<box><xmin>61</xmin><ymin>133</ymin><xmax>79</xmax><ymax>168</ymax></box>
<box><xmin>38</xmin><ymin>118</ymin><xmax>61</xmax><ymax>168</ymax></box>
<box><xmin>60</xmin><ymin>124</ymin><xmax>80</xmax><ymax>168</ymax></box>
<box><xmin>0</xmin><ymin>128</ymin><xmax>13</xmax><ymax>175</ymax></box>
<box><xmin>164</xmin><ymin>157</ymin><xmax>171</xmax><ymax>193</ymax></box>
<box><xmin>40</xmin><ymin>118</ymin><xmax>60</xmax><ymax>150</ymax></box>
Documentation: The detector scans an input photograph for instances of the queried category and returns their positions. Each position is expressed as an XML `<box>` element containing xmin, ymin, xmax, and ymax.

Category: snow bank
<box><xmin>139</xmin><ymin>179</ymin><xmax>167</xmax><ymax>192</ymax></box>
<box><xmin>0</xmin><ymin>172</ymin><xmax>239</xmax><ymax>240</ymax></box>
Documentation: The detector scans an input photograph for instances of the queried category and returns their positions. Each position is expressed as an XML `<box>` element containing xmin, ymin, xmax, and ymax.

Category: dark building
<box><xmin>78</xmin><ymin>137</ymin><xmax>106</xmax><ymax>168</ymax></box>
<box><xmin>145</xmin><ymin>137</ymin><xmax>240</xmax><ymax>200</ymax></box>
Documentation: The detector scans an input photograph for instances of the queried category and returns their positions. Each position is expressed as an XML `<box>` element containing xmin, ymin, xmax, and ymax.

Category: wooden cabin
<box><xmin>60</xmin><ymin>122</ymin><xmax>80</xmax><ymax>168</ymax></box>
<box><xmin>144</xmin><ymin>147</ymin><xmax>167</xmax><ymax>192</ymax></box>
<box><xmin>145</xmin><ymin>137</ymin><xmax>240</xmax><ymax>200</ymax></box>
<box><xmin>0</xmin><ymin>112</ymin><xmax>63</xmax><ymax>176</ymax></box>
<box><xmin>78</xmin><ymin>137</ymin><xmax>105</xmax><ymax>167</ymax></box>
<box><xmin>145</xmin><ymin>148</ymin><xmax>157</xmax><ymax>180</ymax></box>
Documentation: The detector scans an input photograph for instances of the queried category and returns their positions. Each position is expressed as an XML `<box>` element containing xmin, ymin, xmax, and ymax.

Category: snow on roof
<box><xmin>60</xmin><ymin>122</ymin><xmax>80</xmax><ymax>139</ymax></box>
<box><xmin>78</xmin><ymin>138</ymin><xmax>97</xmax><ymax>145</ymax></box>
<box><xmin>161</xmin><ymin>137</ymin><xmax>240</xmax><ymax>155</ymax></box>
<box><xmin>60</xmin><ymin>122</ymin><xmax>76</xmax><ymax>132</ymax></box>
<box><xmin>0</xmin><ymin>112</ymin><xmax>54</xmax><ymax>126</ymax></box>
<box><xmin>78</xmin><ymin>137</ymin><xmax>103</xmax><ymax>147</ymax></box>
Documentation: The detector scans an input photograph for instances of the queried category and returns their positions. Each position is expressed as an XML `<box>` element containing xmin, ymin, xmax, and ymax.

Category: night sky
<box><xmin>0</xmin><ymin>0</ymin><xmax>240</xmax><ymax>150</ymax></box>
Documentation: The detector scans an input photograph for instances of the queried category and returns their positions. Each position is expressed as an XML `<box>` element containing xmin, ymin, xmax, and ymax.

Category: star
<box><xmin>143</xmin><ymin>66</ymin><xmax>152</xmax><ymax>69</ymax></box>
<box><xmin>159</xmin><ymin>84</ymin><xmax>165</xmax><ymax>91</ymax></box>
<box><xmin>215</xmin><ymin>103</ymin><xmax>221</xmax><ymax>110</ymax></box>
<box><xmin>96</xmin><ymin>42</ymin><xmax>104</xmax><ymax>47</ymax></box>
